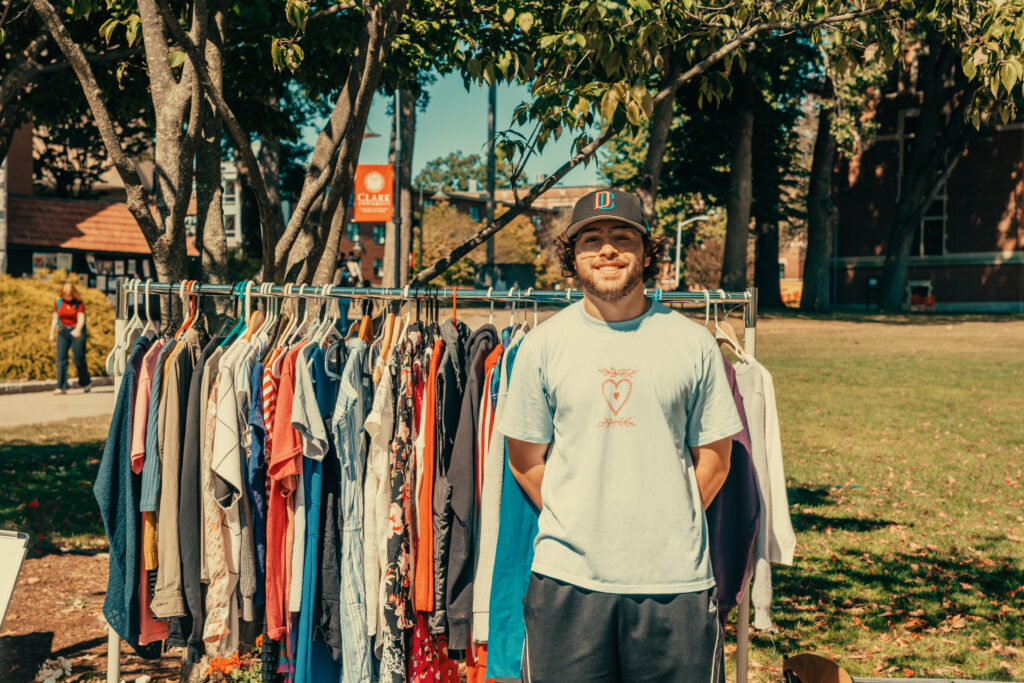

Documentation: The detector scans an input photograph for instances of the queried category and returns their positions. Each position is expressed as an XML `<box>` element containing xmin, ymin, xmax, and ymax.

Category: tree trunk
<box><xmin>801</xmin><ymin>83</ymin><xmax>838</xmax><ymax>312</ymax></box>
<box><xmin>398</xmin><ymin>90</ymin><xmax>415</xmax><ymax>286</ymax></box>
<box><xmin>307</xmin><ymin>3</ymin><xmax>407</xmax><ymax>285</ymax></box>
<box><xmin>258</xmin><ymin>98</ymin><xmax>285</xmax><ymax>246</ymax></box>
<box><xmin>138</xmin><ymin>0</ymin><xmax>204</xmax><ymax>318</ymax></box>
<box><xmin>382</xmin><ymin>96</ymin><xmax>400</xmax><ymax>288</ymax></box>
<box><xmin>195</xmin><ymin>3</ymin><xmax>228</xmax><ymax>316</ymax></box>
<box><xmin>879</xmin><ymin>32</ymin><xmax>968</xmax><ymax>312</ymax></box>
<box><xmin>721</xmin><ymin>73</ymin><xmax>753</xmax><ymax>292</ymax></box>
<box><xmin>753</xmin><ymin>215</ymin><xmax>783</xmax><ymax>307</ymax></box>
<box><xmin>634</xmin><ymin>47</ymin><xmax>680</xmax><ymax>229</ymax></box>
<box><xmin>237</xmin><ymin>150</ymin><xmax>264</xmax><ymax>259</ymax></box>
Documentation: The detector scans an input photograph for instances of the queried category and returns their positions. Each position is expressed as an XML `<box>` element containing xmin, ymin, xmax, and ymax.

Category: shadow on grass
<box><xmin>788</xmin><ymin>485</ymin><xmax>899</xmax><ymax>534</ymax></box>
<box><xmin>0</xmin><ymin>436</ymin><xmax>105</xmax><ymax>555</ymax></box>
<box><xmin>768</xmin><ymin>537</ymin><xmax>1024</xmax><ymax>681</ymax></box>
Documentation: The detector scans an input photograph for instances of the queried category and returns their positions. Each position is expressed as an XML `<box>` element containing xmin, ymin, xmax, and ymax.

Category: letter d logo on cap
<box><xmin>594</xmin><ymin>190</ymin><xmax>615</xmax><ymax>210</ymax></box>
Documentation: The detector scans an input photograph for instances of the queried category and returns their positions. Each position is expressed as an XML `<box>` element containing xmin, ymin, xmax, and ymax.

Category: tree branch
<box><xmin>654</xmin><ymin>6</ymin><xmax>890</xmax><ymax>106</ymax></box>
<box><xmin>153</xmin><ymin>0</ymin><xmax>283</xmax><ymax>278</ymax></box>
<box><xmin>30</xmin><ymin>0</ymin><xmax>162</xmax><ymax>244</ymax></box>
<box><xmin>0</xmin><ymin>33</ymin><xmax>47</xmax><ymax>107</ymax></box>
<box><xmin>410</xmin><ymin>124</ymin><xmax>618</xmax><ymax>285</ymax></box>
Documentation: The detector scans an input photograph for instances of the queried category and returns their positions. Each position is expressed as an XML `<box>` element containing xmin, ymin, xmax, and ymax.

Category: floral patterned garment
<box><xmin>380</xmin><ymin>331</ymin><xmax>422</xmax><ymax>683</ymax></box>
<box><xmin>408</xmin><ymin>613</ymin><xmax>460</xmax><ymax>683</ymax></box>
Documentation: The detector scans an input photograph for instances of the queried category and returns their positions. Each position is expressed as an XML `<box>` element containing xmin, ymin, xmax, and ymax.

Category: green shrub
<box><xmin>0</xmin><ymin>272</ymin><xmax>115</xmax><ymax>381</ymax></box>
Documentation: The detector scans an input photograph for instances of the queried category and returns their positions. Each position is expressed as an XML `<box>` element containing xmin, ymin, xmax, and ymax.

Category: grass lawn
<box><xmin>2</xmin><ymin>315</ymin><xmax>1021</xmax><ymax>680</ymax></box>
<box><xmin>738</xmin><ymin>316</ymin><xmax>1024</xmax><ymax>681</ymax></box>
<box><xmin>1</xmin><ymin>416</ymin><xmax>111</xmax><ymax>552</ymax></box>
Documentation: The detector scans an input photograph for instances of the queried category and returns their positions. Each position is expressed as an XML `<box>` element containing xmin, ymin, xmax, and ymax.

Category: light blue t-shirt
<box><xmin>499</xmin><ymin>300</ymin><xmax>743</xmax><ymax>594</ymax></box>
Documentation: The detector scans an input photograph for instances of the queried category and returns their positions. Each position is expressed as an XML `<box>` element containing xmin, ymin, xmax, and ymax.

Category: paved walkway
<box><xmin>0</xmin><ymin>384</ymin><xmax>116</xmax><ymax>428</ymax></box>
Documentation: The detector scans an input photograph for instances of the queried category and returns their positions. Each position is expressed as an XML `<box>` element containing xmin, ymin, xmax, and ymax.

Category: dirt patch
<box><xmin>0</xmin><ymin>553</ymin><xmax>182</xmax><ymax>682</ymax></box>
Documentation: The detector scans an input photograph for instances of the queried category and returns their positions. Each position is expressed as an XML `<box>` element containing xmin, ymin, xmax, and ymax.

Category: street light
<box><xmin>675</xmin><ymin>212</ymin><xmax>714</xmax><ymax>289</ymax></box>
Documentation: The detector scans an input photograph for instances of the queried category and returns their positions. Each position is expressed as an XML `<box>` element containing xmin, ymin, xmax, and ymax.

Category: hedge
<box><xmin>0</xmin><ymin>272</ymin><xmax>115</xmax><ymax>381</ymax></box>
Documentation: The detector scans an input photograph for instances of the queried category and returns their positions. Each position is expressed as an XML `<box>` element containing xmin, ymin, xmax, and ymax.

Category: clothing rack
<box><xmin>106</xmin><ymin>277</ymin><xmax>761</xmax><ymax>683</ymax></box>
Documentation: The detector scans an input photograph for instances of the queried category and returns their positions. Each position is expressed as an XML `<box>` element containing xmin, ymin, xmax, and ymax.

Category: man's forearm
<box><xmin>693</xmin><ymin>461</ymin><xmax>728</xmax><ymax>509</ymax></box>
<box><xmin>509</xmin><ymin>461</ymin><xmax>545</xmax><ymax>510</ymax></box>
<box><xmin>691</xmin><ymin>437</ymin><xmax>733</xmax><ymax>509</ymax></box>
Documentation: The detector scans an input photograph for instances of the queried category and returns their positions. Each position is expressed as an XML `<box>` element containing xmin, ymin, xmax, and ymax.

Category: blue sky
<box><xmin>349</xmin><ymin>72</ymin><xmax>603</xmax><ymax>187</ymax></box>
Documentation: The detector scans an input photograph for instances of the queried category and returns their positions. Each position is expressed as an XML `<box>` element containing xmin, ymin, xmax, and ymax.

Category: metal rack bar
<box><xmin>116</xmin><ymin>278</ymin><xmax>756</xmax><ymax>305</ymax></box>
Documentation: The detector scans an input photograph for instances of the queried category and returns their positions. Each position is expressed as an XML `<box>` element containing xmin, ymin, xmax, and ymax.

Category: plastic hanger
<box><xmin>286</xmin><ymin>285</ymin><xmax>311</xmax><ymax>346</ymax></box>
<box><xmin>486</xmin><ymin>287</ymin><xmax>495</xmax><ymax>324</ymax></box>
<box><xmin>221</xmin><ymin>282</ymin><xmax>248</xmax><ymax>346</ymax></box>
<box><xmin>507</xmin><ymin>286</ymin><xmax>517</xmax><ymax>328</ymax></box>
<box><xmin>174</xmin><ymin>280</ymin><xmax>198</xmax><ymax>339</ymax></box>
<box><xmin>141</xmin><ymin>279</ymin><xmax>156</xmax><ymax>338</ymax></box>
<box><xmin>523</xmin><ymin>287</ymin><xmax>538</xmax><ymax>329</ymax></box>
<box><xmin>105</xmin><ymin>280</ymin><xmax>132</xmax><ymax>374</ymax></box>
<box><xmin>713</xmin><ymin>288</ymin><xmax>746</xmax><ymax>357</ymax></box>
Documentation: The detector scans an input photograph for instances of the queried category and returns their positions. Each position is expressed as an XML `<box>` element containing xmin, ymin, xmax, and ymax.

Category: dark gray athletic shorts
<box><xmin>522</xmin><ymin>573</ymin><xmax>724</xmax><ymax>683</ymax></box>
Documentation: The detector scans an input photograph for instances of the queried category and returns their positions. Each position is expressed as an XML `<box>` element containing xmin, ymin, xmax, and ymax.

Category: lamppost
<box><xmin>674</xmin><ymin>212</ymin><xmax>714</xmax><ymax>289</ymax></box>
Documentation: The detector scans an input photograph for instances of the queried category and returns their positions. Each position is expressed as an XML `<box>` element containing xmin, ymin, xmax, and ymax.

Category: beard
<box><xmin>577</xmin><ymin>258</ymin><xmax>645</xmax><ymax>303</ymax></box>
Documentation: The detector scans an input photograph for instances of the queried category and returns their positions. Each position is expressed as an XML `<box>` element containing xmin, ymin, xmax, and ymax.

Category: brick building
<box><xmin>833</xmin><ymin>105</ymin><xmax>1024</xmax><ymax>312</ymax></box>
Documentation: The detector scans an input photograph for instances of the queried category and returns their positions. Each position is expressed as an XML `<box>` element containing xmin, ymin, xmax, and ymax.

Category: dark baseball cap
<box><xmin>565</xmin><ymin>189</ymin><xmax>649</xmax><ymax>239</ymax></box>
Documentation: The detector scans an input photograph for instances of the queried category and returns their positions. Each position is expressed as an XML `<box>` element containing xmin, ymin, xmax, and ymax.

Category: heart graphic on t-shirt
<box><xmin>601</xmin><ymin>378</ymin><xmax>632</xmax><ymax>416</ymax></box>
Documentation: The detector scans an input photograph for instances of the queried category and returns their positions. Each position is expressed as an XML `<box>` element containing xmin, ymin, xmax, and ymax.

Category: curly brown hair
<box><xmin>555</xmin><ymin>229</ymin><xmax>668</xmax><ymax>282</ymax></box>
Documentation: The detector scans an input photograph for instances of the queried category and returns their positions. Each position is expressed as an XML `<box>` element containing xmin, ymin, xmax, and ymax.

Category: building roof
<box><xmin>433</xmin><ymin>190</ymin><xmax>562</xmax><ymax>213</ymax></box>
<box><xmin>7</xmin><ymin>194</ymin><xmax>198</xmax><ymax>257</ymax></box>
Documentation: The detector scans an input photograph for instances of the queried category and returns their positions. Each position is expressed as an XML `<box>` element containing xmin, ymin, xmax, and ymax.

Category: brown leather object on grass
<box><xmin>783</xmin><ymin>653</ymin><xmax>854</xmax><ymax>683</ymax></box>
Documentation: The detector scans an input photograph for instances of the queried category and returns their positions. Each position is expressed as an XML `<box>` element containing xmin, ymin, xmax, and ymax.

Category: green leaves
<box><xmin>125</xmin><ymin>14</ymin><xmax>139</xmax><ymax>47</ymax></box>
<box><xmin>270</xmin><ymin>38</ymin><xmax>304</xmax><ymax>72</ymax></box>
<box><xmin>516</xmin><ymin>12</ymin><xmax>534</xmax><ymax>33</ymax></box>
<box><xmin>285</xmin><ymin>0</ymin><xmax>308</xmax><ymax>32</ymax></box>
<box><xmin>167</xmin><ymin>50</ymin><xmax>186</xmax><ymax>68</ymax></box>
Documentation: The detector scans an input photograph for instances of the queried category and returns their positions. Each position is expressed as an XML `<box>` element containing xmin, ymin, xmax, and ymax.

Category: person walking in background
<box><xmin>49</xmin><ymin>282</ymin><xmax>91</xmax><ymax>394</ymax></box>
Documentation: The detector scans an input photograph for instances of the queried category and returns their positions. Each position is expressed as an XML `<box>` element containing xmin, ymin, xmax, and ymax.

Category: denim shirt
<box><xmin>140</xmin><ymin>339</ymin><xmax>176</xmax><ymax>512</ymax></box>
<box><xmin>331</xmin><ymin>338</ymin><xmax>373</xmax><ymax>683</ymax></box>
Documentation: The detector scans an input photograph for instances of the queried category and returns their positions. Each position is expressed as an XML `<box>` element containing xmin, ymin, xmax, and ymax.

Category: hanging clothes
<box><xmin>94</xmin><ymin>335</ymin><xmax>161</xmax><ymax>658</ymax></box>
<box><xmin>445</xmin><ymin>324</ymin><xmax>498</xmax><ymax>647</ymax></box>
<box><xmin>733</xmin><ymin>355</ymin><xmax>796</xmax><ymax>629</ymax></box>
<box><xmin>705</xmin><ymin>352</ymin><xmax>760</xmax><ymax>624</ymax></box>
<box><xmin>483</xmin><ymin>330</ymin><xmax>539</xmax><ymax>679</ymax></box>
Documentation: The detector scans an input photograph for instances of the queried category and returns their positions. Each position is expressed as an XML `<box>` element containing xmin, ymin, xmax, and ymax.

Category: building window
<box><xmin>225</xmin><ymin>215</ymin><xmax>237</xmax><ymax>238</ymax></box>
<box><xmin>373</xmin><ymin>258</ymin><xmax>383</xmax><ymax>278</ymax></box>
<box><xmin>184</xmin><ymin>214</ymin><xmax>197</xmax><ymax>237</ymax></box>
<box><xmin>373</xmin><ymin>225</ymin><xmax>386</xmax><ymax>244</ymax></box>
<box><xmin>469</xmin><ymin>205</ymin><xmax>482</xmax><ymax>221</ymax></box>
<box><xmin>223</xmin><ymin>180</ymin><xmax>237</xmax><ymax>204</ymax></box>
<box><xmin>347</xmin><ymin>223</ymin><xmax>361</xmax><ymax>242</ymax></box>
<box><xmin>898</xmin><ymin>110</ymin><xmax>947</xmax><ymax>257</ymax></box>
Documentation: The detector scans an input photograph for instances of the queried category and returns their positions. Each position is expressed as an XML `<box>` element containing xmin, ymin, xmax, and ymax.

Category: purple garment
<box><xmin>247</xmin><ymin>360</ymin><xmax>267</xmax><ymax>605</ymax></box>
<box><xmin>705</xmin><ymin>350</ymin><xmax>760</xmax><ymax>623</ymax></box>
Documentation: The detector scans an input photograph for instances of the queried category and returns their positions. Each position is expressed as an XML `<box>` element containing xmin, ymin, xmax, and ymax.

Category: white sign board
<box><xmin>0</xmin><ymin>530</ymin><xmax>29</xmax><ymax>631</ymax></box>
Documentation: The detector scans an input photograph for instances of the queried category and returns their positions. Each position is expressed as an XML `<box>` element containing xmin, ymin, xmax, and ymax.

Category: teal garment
<box><xmin>486</xmin><ymin>336</ymin><xmax>539</xmax><ymax>678</ymax></box>
<box><xmin>293</xmin><ymin>346</ymin><xmax>339</xmax><ymax>683</ymax></box>
<box><xmin>499</xmin><ymin>301</ymin><xmax>743</xmax><ymax>594</ymax></box>
<box><xmin>94</xmin><ymin>336</ymin><xmax>160</xmax><ymax>657</ymax></box>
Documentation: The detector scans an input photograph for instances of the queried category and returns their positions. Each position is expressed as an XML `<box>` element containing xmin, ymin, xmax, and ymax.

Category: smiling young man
<box><xmin>500</xmin><ymin>189</ymin><xmax>743</xmax><ymax>682</ymax></box>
